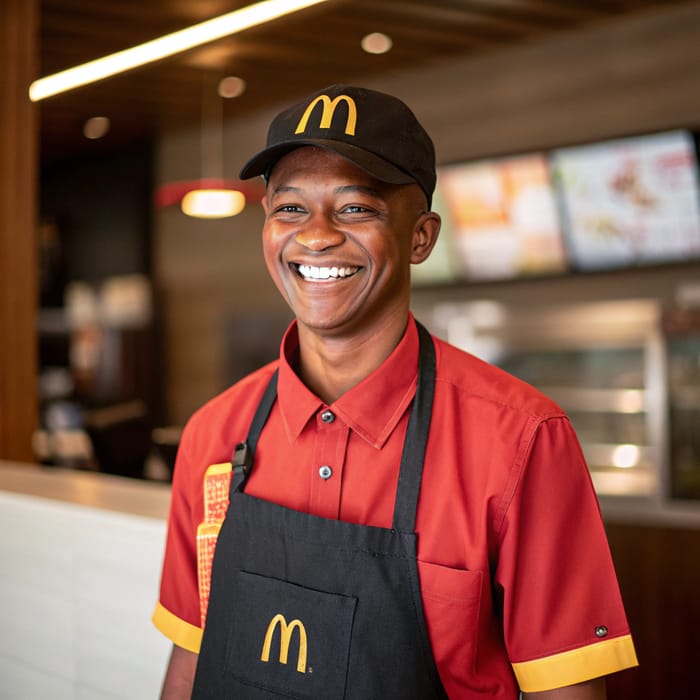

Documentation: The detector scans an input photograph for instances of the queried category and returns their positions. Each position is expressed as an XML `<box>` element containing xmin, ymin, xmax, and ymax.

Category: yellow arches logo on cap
<box><xmin>260</xmin><ymin>614</ymin><xmax>308</xmax><ymax>673</ymax></box>
<box><xmin>294</xmin><ymin>94</ymin><xmax>357</xmax><ymax>136</ymax></box>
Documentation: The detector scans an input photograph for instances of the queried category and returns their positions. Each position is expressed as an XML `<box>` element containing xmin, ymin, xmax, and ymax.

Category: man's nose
<box><xmin>294</xmin><ymin>214</ymin><xmax>346</xmax><ymax>251</ymax></box>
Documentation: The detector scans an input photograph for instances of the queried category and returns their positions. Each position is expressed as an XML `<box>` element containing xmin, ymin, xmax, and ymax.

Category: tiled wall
<box><xmin>0</xmin><ymin>491</ymin><xmax>171</xmax><ymax>699</ymax></box>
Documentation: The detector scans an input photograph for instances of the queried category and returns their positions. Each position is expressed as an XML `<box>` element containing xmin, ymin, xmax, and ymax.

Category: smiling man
<box><xmin>153</xmin><ymin>85</ymin><xmax>637</xmax><ymax>699</ymax></box>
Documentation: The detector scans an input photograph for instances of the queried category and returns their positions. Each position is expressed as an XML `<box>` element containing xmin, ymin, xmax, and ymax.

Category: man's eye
<box><xmin>276</xmin><ymin>204</ymin><xmax>304</xmax><ymax>213</ymax></box>
<box><xmin>341</xmin><ymin>205</ymin><xmax>370</xmax><ymax>214</ymax></box>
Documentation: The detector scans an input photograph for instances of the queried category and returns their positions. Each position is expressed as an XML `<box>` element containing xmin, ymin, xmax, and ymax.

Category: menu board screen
<box><xmin>551</xmin><ymin>130</ymin><xmax>700</xmax><ymax>270</ymax></box>
<box><xmin>435</xmin><ymin>154</ymin><xmax>567</xmax><ymax>282</ymax></box>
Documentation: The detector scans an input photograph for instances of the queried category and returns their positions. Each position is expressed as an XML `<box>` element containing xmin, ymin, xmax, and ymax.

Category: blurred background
<box><xmin>2</xmin><ymin>1</ymin><xmax>700</xmax><ymax>698</ymax></box>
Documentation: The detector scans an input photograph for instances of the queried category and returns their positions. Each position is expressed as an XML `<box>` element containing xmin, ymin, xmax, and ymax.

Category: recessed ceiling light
<box><xmin>83</xmin><ymin>116</ymin><xmax>111</xmax><ymax>139</ymax></box>
<box><xmin>218</xmin><ymin>76</ymin><xmax>247</xmax><ymax>98</ymax></box>
<box><xmin>361</xmin><ymin>32</ymin><xmax>393</xmax><ymax>55</ymax></box>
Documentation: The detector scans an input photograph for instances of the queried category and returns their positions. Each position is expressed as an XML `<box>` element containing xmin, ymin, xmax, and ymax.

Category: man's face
<box><xmin>261</xmin><ymin>146</ymin><xmax>436</xmax><ymax>339</ymax></box>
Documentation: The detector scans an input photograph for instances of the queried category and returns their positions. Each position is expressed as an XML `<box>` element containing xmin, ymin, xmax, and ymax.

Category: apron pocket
<box><xmin>418</xmin><ymin>561</ymin><xmax>483</xmax><ymax>687</ymax></box>
<box><xmin>226</xmin><ymin>569</ymin><xmax>357</xmax><ymax>700</ymax></box>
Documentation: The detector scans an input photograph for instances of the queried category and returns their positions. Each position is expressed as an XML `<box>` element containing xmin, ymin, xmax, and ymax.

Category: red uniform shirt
<box><xmin>153</xmin><ymin>316</ymin><xmax>637</xmax><ymax>697</ymax></box>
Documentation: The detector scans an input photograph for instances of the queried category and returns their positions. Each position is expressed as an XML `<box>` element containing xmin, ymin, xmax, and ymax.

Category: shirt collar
<box><xmin>277</xmin><ymin>316</ymin><xmax>420</xmax><ymax>448</ymax></box>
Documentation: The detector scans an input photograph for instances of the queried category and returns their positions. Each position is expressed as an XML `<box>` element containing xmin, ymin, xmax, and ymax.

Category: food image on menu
<box><xmin>551</xmin><ymin>130</ymin><xmax>700</xmax><ymax>271</ymax></box>
<box><xmin>437</xmin><ymin>154</ymin><xmax>567</xmax><ymax>281</ymax></box>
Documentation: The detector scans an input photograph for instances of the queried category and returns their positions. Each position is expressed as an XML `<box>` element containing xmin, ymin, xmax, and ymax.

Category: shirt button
<box><xmin>320</xmin><ymin>410</ymin><xmax>335</xmax><ymax>423</ymax></box>
<box><xmin>595</xmin><ymin>625</ymin><xmax>608</xmax><ymax>638</ymax></box>
<box><xmin>318</xmin><ymin>465</ymin><xmax>332</xmax><ymax>480</ymax></box>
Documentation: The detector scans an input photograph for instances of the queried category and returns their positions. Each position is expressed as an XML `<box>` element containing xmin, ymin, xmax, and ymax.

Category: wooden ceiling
<box><xmin>38</xmin><ymin>0</ymin><xmax>692</xmax><ymax>167</ymax></box>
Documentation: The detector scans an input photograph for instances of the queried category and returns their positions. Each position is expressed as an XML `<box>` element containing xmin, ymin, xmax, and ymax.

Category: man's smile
<box><xmin>292</xmin><ymin>263</ymin><xmax>361</xmax><ymax>281</ymax></box>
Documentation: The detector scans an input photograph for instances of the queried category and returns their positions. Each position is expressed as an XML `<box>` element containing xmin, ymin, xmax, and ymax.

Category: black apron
<box><xmin>192</xmin><ymin>324</ymin><xmax>448</xmax><ymax>699</ymax></box>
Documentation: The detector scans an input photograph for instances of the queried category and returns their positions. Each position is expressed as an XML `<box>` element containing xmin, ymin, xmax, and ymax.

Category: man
<box><xmin>153</xmin><ymin>84</ymin><xmax>637</xmax><ymax>699</ymax></box>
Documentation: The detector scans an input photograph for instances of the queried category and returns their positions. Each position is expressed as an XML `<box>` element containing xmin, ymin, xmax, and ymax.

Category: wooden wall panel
<box><xmin>605</xmin><ymin>523</ymin><xmax>700</xmax><ymax>700</ymax></box>
<box><xmin>0</xmin><ymin>0</ymin><xmax>38</xmax><ymax>461</ymax></box>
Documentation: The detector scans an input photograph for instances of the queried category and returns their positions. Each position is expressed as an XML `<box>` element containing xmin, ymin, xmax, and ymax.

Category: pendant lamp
<box><xmin>181</xmin><ymin>75</ymin><xmax>245</xmax><ymax>219</ymax></box>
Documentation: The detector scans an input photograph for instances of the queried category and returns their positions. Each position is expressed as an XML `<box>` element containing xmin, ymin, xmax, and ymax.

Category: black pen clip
<box><xmin>232</xmin><ymin>441</ymin><xmax>253</xmax><ymax>478</ymax></box>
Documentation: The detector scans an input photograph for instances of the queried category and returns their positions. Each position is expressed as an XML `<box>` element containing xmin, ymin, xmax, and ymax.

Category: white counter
<box><xmin>0</xmin><ymin>462</ymin><xmax>173</xmax><ymax>700</ymax></box>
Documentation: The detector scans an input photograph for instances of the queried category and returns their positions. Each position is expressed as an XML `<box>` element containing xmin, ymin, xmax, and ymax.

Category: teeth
<box><xmin>297</xmin><ymin>264</ymin><xmax>358</xmax><ymax>280</ymax></box>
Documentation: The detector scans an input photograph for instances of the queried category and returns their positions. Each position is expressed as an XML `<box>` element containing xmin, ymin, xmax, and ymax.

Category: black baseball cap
<box><xmin>239</xmin><ymin>84</ymin><xmax>436</xmax><ymax>206</ymax></box>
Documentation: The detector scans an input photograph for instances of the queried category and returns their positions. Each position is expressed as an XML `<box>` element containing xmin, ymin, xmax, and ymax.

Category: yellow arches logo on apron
<box><xmin>260</xmin><ymin>614</ymin><xmax>308</xmax><ymax>673</ymax></box>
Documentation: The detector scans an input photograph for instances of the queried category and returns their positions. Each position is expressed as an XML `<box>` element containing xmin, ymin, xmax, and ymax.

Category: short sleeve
<box><xmin>496</xmin><ymin>416</ymin><xmax>637</xmax><ymax>692</ymax></box>
<box><xmin>151</xmin><ymin>429</ymin><xmax>204</xmax><ymax>653</ymax></box>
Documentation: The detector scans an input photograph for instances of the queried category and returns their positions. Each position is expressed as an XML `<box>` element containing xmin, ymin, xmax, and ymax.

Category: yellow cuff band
<box><xmin>512</xmin><ymin>634</ymin><xmax>638</xmax><ymax>692</ymax></box>
<box><xmin>152</xmin><ymin>602</ymin><xmax>203</xmax><ymax>654</ymax></box>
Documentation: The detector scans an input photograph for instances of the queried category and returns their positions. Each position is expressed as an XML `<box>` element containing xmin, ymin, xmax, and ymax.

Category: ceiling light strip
<box><xmin>29</xmin><ymin>0</ymin><xmax>330</xmax><ymax>102</ymax></box>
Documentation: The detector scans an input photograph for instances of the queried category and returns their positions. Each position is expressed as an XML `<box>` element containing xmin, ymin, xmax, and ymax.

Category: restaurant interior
<box><xmin>2</xmin><ymin>1</ymin><xmax>700</xmax><ymax>697</ymax></box>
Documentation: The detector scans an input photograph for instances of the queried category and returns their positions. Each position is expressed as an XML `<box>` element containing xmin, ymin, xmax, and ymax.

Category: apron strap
<box><xmin>392</xmin><ymin>322</ymin><xmax>436</xmax><ymax>533</ymax></box>
<box><xmin>247</xmin><ymin>369</ymin><xmax>279</xmax><ymax>456</ymax></box>
<box><xmin>229</xmin><ymin>369</ymin><xmax>278</xmax><ymax>494</ymax></box>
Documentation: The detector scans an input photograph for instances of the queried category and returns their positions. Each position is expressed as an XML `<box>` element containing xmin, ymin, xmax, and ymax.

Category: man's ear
<box><xmin>410</xmin><ymin>212</ymin><xmax>442</xmax><ymax>265</ymax></box>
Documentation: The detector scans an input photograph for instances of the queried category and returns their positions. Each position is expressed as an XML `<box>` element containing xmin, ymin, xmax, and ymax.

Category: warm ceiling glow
<box><xmin>361</xmin><ymin>32</ymin><xmax>393</xmax><ymax>55</ymax></box>
<box><xmin>218</xmin><ymin>76</ymin><xmax>247</xmax><ymax>99</ymax></box>
<box><xmin>29</xmin><ymin>0</ymin><xmax>330</xmax><ymax>101</ymax></box>
<box><xmin>83</xmin><ymin>116</ymin><xmax>110</xmax><ymax>139</ymax></box>
<box><xmin>181</xmin><ymin>189</ymin><xmax>246</xmax><ymax>219</ymax></box>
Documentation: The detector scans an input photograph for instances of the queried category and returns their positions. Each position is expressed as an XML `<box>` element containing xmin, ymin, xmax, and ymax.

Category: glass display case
<box><xmin>418</xmin><ymin>299</ymin><xmax>666</xmax><ymax>500</ymax></box>
<box><xmin>498</xmin><ymin>345</ymin><xmax>656</xmax><ymax>497</ymax></box>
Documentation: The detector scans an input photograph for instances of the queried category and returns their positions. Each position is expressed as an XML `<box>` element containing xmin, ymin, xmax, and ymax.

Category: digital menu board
<box><xmin>435</xmin><ymin>153</ymin><xmax>567</xmax><ymax>282</ymax></box>
<box><xmin>551</xmin><ymin>130</ymin><xmax>700</xmax><ymax>271</ymax></box>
